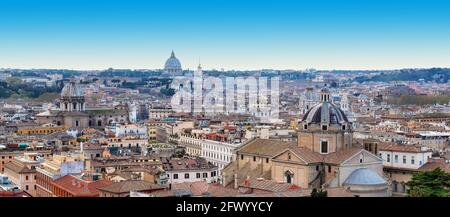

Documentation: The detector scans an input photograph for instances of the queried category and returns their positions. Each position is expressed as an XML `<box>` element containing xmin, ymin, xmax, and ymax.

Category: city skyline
<box><xmin>1</xmin><ymin>0</ymin><xmax>450</xmax><ymax>70</ymax></box>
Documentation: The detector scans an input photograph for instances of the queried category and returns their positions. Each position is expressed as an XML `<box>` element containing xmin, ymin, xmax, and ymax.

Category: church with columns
<box><xmin>36</xmin><ymin>80</ymin><xmax>130</xmax><ymax>129</ymax></box>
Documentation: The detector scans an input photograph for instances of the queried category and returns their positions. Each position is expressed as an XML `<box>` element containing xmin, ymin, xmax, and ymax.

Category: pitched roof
<box><xmin>53</xmin><ymin>175</ymin><xmax>111</xmax><ymax>197</ymax></box>
<box><xmin>97</xmin><ymin>180</ymin><xmax>165</xmax><ymax>194</ymax></box>
<box><xmin>273</xmin><ymin>146</ymin><xmax>323</xmax><ymax>164</ymax></box>
<box><xmin>418</xmin><ymin>159</ymin><xmax>450</xmax><ymax>173</ymax></box>
<box><xmin>4</xmin><ymin>161</ymin><xmax>34</xmax><ymax>174</ymax></box>
<box><xmin>240</xmin><ymin>178</ymin><xmax>301</xmax><ymax>193</ymax></box>
<box><xmin>378</xmin><ymin>142</ymin><xmax>426</xmax><ymax>153</ymax></box>
<box><xmin>323</xmin><ymin>148</ymin><xmax>363</xmax><ymax>165</ymax></box>
<box><xmin>239</xmin><ymin>139</ymin><xmax>375</xmax><ymax>166</ymax></box>
<box><xmin>237</xmin><ymin>138</ymin><xmax>295</xmax><ymax>157</ymax></box>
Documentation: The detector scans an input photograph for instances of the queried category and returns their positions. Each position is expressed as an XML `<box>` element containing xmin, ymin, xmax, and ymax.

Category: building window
<box><xmin>394</xmin><ymin>155</ymin><xmax>398</xmax><ymax>163</ymax></box>
<box><xmin>342</xmin><ymin>125</ymin><xmax>346</xmax><ymax>130</ymax></box>
<box><xmin>240</xmin><ymin>155</ymin><xmax>244</xmax><ymax>160</ymax></box>
<box><xmin>316</xmin><ymin>165</ymin><xmax>319</xmax><ymax>171</ymax></box>
<box><xmin>253</xmin><ymin>156</ymin><xmax>256</xmax><ymax>162</ymax></box>
<box><xmin>285</xmin><ymin>171</ymin><xmax>294</xmax><ymax>184</ymax></box>
<box><xmin>266</xmin><ymin>158</ymin><xmax>269</xmax><ymax>163</ymax></box>
<box><xmin>322</xmin><ymin>125</ymin><xmax>328</xmax><ymax>131</ymax></box>
<box><xmin>411</xmin><ymin>156</ymin><xmax>415</xmax><ymax>165</ymax></box>
<box><xmin>75</xmin><ymin>120</ymin><xmax>79</xmax><ymax>127</ymax></box>
<box><xmin>304</xmin><ymin>125</ymin><xmax>308</xmax><ymax>130</ymax></box>
<box><xmin>203</xmin><ymin>173</ymin><xmax>208</xmax><ymax>178</ymax></box>
<box><xmin>328</xmin><ymin>165</ymin><xmax>331</xmax><ymax>173</ymax></box>
<box><xmin>387</xmin><ymin>154</ymin><xmax>390</xmax><ymax>163</ymax></box>
<box><xmin>403</xmin><ymin>155</ymin><xmax>406</xmax><ymax>164</ymax></box>
<box><xmin>320</xmin><ymin>141</ymin><xmax>328</xmax><ymax>154</ymax></box>
<box><xmin>26</xmin><ymin>185</ymin><xmax>29</xmax><ymax>191</ymax></box>
<box><xmin>288</xmin><ymin>153</ymin><xmax>291</xmax><ymax>160</ymax></box>
<box><xmin>173</xmin><ymin>174</ymin><xmax>178</xmax><ymax>179</ymax></box>
<box><xmin>196</xmin><ymin>173</ymin><xmax>200</xmax><ymax>179</ymax></box>
<box><xmin>26</xmin><ymin>175</ymin><xmax>29</xmax><ymax>181</ymax></box>
<box><xmin>185</xmin><ymin>173</ymin><xmax>189</xmax><ymax>179</ymax></box>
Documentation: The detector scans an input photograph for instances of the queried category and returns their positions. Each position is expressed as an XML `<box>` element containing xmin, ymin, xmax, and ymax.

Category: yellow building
<box><xmin>17</xmin><ymin>124</ymin><xmax>66</xmax><ymax>135</ymax></box>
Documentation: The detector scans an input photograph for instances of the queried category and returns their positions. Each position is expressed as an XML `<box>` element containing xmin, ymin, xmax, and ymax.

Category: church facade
<box><xmin>223</xmin><ymin>88</ymin><xmax>390</xmax><ymax>197</ymax></box>
<box><xmin>36</xmin><ymin>81</ymin><xmax>130</xmax><ymax>130</ymax></box>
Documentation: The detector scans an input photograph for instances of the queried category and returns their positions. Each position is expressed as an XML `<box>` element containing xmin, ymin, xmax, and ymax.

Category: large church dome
<box><xmin>302</xmin><ymin>88</ymin><xmax>348</xmax><ymax>125</ymax></box>
<box><xmin>164</xmin><ymin>50</ymin><xmax>182</xmax><ymax>73</ymax></box>
<box><xmin>61</xmin><ymin>81</ymin><xmax>84</xmax><ymax>98</ymax></box>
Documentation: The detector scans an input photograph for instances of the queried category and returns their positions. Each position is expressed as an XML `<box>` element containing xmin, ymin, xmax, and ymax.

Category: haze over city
<box><xmin>1</xmin><ymin>0</ymin><xmax>450</xmax><ymax>70</ymax></box>
<box><xmin>1</xmin><ymin>0</ymin><xmax>450</xmax><ymax>209</ymax></box>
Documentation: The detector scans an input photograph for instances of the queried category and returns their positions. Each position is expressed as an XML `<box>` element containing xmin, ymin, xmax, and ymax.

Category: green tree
<box><xmin>311</xmin><ymin>188</ymin><xmax>328</xmax><ymax>197</ymax></box>
<box><xmin>407</xmin><ymin>168</ymin><xmax>450</xmax><ymax>197</ymax></box>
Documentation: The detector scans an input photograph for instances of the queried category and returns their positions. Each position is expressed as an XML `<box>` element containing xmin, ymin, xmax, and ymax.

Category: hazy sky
<box><xmin>0</xmin><ymin>0</ymin><xmax>450</xmax><ymax>70</ymax></box>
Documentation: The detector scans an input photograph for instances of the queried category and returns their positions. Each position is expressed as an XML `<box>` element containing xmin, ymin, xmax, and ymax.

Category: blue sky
<box><xmin>0</xmin><ymin>0</ymin><xmax>449</xmax><ymax>70</ymax></box>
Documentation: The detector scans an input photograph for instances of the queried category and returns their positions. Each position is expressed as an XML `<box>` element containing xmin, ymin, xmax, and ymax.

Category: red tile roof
<box><xmin>378</xmin><ymin>142</ymin><xmax>426</xmax><ymax>153</ymax></box>
<box><xmin>53</xmin><ymin>175</ymin><xmax>111</xmax><ymax>197</ymax></box>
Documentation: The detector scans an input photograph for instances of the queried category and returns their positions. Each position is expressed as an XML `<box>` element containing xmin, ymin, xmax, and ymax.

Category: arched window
<box><xmin>285</xmin><ymin>170</ymin><xmax>294</xmax><ymax>184</ymax></box>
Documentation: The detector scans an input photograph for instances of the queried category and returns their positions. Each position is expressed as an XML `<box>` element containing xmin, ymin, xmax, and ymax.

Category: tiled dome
<box><xmin>61</xmin><ymin>81</ymin><xmax>83</xmax><ymax>97</ymax></box>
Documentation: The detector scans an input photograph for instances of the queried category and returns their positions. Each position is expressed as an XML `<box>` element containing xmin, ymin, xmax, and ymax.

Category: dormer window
<box><xmin>304</xmin><ymin>125</ymin><xmax>308</xmax><ymax>130</ymax></box>
<box><xmin>322</xmin><ymin>125</ymin><xmax>328</xmax><ymax>131</ymax></box>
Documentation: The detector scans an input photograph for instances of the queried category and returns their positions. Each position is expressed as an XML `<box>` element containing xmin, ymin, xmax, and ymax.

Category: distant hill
<box><xmin>352</xmin><ymin>68</ymin><xmax>450</xmax><ymax>83</ymax></box>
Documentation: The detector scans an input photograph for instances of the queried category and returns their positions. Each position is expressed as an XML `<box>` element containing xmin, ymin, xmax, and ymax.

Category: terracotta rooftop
<box><xmin>323</xmin><ymin>148</ymin><xmax>365</xmax><ymax>165</ymax></box>
<box><xmin>97</xmin><ymin>180</ymin><xmax>165</xmax><ymax>194</ymax></box>
<box><xmin>378</xmin><ymin>142</ymin><xmax>426</xmax><ymax>153</ymax></box>
<box><xmin>275</xmin><ymin>146</ymin><xmax>324</xmax><ymax>164</ymax></box>
<box><xmin>239</xmin><ymin>138</ymin><xmax>371</xmax><ymax>165</ymax></box>
<box><xmin>240</xmin><ymin>178</ymin><xmax>301</xmax><ymax>193</ymax></box>
<box><xmin>4</xmin><ymin>161</ymin><xmax>34</xmax><ymax>174</ymax></box>
<box><xmin>53</xmin><ymin>175</ymin><xmax>111</xmax><ymax>197</ymax></box>
<box><xmin>418</xmin><ymin>159</ymin><xmax>450</xmax><ymax>173</ymax></box>
<box><xmin>238</xmin><ymin>138</ymin><xmax>295</xmax><ymax>157</ymax></box>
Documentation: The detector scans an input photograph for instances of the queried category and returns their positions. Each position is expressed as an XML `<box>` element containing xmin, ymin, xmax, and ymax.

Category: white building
<box><xmin>166</xmin><ymin>159</ymin><xmax>218</xmax><ymax>184</ymax></box>
<box><xmin>201</xmin><ymin>139</ymin><xmax>242</xmax><ymax>171</ymax></box>
<box><xmin>379</xmin><ymin>143</ymin><xmax>432</xmax><ymax>170</ymax></box>
<box><xmin>114</xmin><ymin>124</ymin><xmax>148</xmax><ymax>138</ymax></box>
<box><xmin>107</xmin><ymin>137</ymin><xmax>148</xmax><ymax>149</ymax></box>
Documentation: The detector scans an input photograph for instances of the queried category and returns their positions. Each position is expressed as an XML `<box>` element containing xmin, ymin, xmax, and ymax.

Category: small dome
<box><xmin>61</xmin><ymin>81</ymin><xmax>83</xmax><ymax>97</ymax></box>
<box><xmin>344</xmin><ymin>168</ymin><xmax>387</xmax><ymax>186</ymax></box>
<box><xmin>164</xmin><ymin>50</ymin><xmax>182</xmax><ymax>72</ymax></box>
